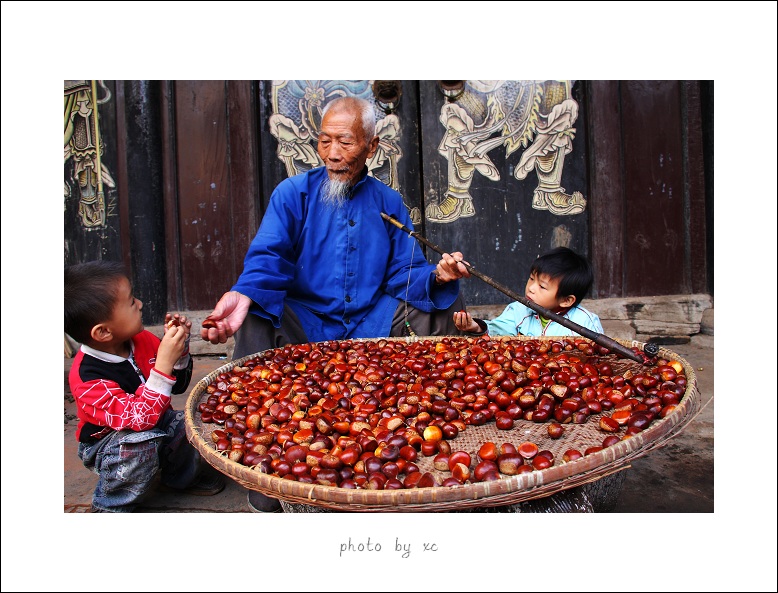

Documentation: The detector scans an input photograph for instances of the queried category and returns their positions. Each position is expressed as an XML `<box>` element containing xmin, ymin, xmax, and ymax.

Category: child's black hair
<box><xmin>64</xmin><ymin>260</ymin><xmax>128</xmax><ymax>344</ymax></box>
<box><xmin>530</xmin><ymin>247</ymin><xmax>594</xmax><ymax>307</ymax></box>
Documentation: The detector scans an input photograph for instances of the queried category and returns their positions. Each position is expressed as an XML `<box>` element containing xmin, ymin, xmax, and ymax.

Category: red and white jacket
<box><xmin>69</xmin><ymin>330</ymin><xmax>192</xmax><ymax>443</ymax></box>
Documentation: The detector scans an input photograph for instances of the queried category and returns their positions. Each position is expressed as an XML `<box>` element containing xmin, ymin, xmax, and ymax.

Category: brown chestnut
<box><xmin>562</xmin><ymin>449</ymin><xmax>583</xmax><ymax>462</ymax></box>
<box><xmin>478</xmin><ymin>442</ymin><xmax>498</xmax><ymax>462</ymax></box>
<box><xmin>498</xmin><ymin>453</ymin><xmax>524</xmax><ymax>475</ymax></box>
<box><xmin>518</xmin><ymin>442</ymin><xmax>539</xmax><ymax>460</ymax></box>
<box><xmin>547</xmin><ymin>422</ymin><xmax>565</xmax><ymax>439</ymax></box>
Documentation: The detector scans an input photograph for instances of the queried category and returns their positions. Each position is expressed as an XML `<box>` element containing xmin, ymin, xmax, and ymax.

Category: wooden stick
<box><xmin>381</xmin><ymin>212</ymin><xmax>643</xmax><ymax>363</ymax></box>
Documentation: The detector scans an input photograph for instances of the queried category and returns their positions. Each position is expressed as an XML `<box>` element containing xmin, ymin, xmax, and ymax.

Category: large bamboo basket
<box><xmin>184</xmin><ymin>336</ymin><xmax>700</xmax><ymax>512</ymax></box>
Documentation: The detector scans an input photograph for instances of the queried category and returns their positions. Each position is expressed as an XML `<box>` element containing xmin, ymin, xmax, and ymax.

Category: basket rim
<box><xmin>184</xmin><ymin>336</ymin><xmax>700</xmax><ymax>511</ymax></box>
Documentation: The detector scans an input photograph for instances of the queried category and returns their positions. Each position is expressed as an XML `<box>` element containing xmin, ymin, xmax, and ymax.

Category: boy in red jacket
<box><xmin>65</xmin><ymin>260</ymin><xmax>224</xmax><ymax>512</ymax></box>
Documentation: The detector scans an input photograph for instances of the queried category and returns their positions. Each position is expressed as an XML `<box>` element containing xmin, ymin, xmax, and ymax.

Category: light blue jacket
<box><xmin>483</xmin><ymin>301</ymin><xmax>603</xmax><ymax>337</ymax></box>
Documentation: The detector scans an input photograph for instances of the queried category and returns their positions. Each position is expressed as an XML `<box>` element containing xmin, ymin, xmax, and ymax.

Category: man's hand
<box><xmin>200</xmin><ymin>291</ymin><xmax>251</xmax><ymax>344</ymax></box>
<box><xmin>434</xmin><ymin>251</ymin><xmax>470</xmax><ymax>284</ymax></box>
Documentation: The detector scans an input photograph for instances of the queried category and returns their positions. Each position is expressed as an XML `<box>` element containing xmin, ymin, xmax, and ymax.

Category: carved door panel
<box><xmin>418</xmin><ymin>80</ymin><xmax>591</xmax><ymax>307</ymax></box>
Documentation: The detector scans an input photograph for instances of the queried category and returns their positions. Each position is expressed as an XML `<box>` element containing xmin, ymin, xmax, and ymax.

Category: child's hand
<box><xmin>453</xmin><ymin>310</ymin><xmax>480</xmax><ymax>333</ymax></box>
<box><xmin>157</xmin><ymin>315</ymin><xmax>190</xmax><ymax>375</ymax></box>
<box><xmin>164</xmin><ymin>313</ymin><xmax>192</xmax><ymax>337</ymax></box>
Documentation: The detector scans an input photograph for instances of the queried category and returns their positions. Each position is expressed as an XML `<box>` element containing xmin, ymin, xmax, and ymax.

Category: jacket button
<box><xmin>345</xmin><ymin>296</ymin><xmax>351</xmax><ymax>303</ymax></box>
<box><xmin>349</xmin><ymin>220</ymin><xmax>355</xmax><ymax>226</ymax></box>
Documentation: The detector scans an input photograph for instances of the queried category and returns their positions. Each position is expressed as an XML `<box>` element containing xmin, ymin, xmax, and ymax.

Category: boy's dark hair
<box><xmin>530</xmin><ymin>247</ymin><xmax>594</xmax><ymax>306</ymax></box>
<box><xmin>65</xmin><ymin>260</ymin><xmax>128</xmax><ymax>344</ymax></box>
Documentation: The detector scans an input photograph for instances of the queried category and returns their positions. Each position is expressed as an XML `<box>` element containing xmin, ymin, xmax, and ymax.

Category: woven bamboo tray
<box><xmin>184</xmin><ymin>336</ymin><xmax>700</xmax><ymax>512</ymax></box>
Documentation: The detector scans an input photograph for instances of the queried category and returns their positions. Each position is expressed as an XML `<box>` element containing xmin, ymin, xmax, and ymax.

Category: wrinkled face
<box><xmin>317</xmin><ymin>107</ymin><xmax>378</xmax><ymax>187</ymax></box>
<box><xmin>525</xmin><ymin>272</ymin><xmax>567</xmax><ymax>312</ymax></box>
<box><xmin>107</xmin><ymin>277</ymin><xmax>144</xmax><ymax>341</ymax></box>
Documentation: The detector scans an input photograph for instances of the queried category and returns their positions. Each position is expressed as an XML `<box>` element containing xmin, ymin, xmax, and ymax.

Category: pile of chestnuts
<box><xmin>195</xmin><ymin>336</ymin><xmax>686</xmax><ymax>490</ymax></box>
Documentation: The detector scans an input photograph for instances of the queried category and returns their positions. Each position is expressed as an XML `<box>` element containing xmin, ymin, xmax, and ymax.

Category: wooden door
<box><xmin>65</xmin><ymin>80</ymin><xmax>709</xmax><ymax>322</ymax></box>
<box><xmin>164</xmin><ymin>80</ymin><xmax>261</xmax><ymax>311</ymax></box>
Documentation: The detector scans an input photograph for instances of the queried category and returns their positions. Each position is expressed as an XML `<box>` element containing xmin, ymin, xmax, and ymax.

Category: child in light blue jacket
<box><xmin>454</xmin><ymin>247</ymin><xmax>603</xmax><ymax>337</ymax></box>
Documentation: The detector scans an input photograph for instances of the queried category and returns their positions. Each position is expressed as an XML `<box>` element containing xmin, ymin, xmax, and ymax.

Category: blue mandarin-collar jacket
<box><xmin>232</xmin><ymin>167</ymin><xmax>458</xmax><ymax>342</ymax></box>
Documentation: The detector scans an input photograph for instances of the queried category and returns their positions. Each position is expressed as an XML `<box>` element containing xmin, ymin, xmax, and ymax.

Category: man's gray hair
<box><xmin>322</xmin><ymin>97</ymin><xmax>376</xmax><ymax>142</ymax></box>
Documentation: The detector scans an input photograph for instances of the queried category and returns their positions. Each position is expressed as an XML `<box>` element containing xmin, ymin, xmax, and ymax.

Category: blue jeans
<box><xmin>78</xmin><ymin>408</ymin><xmax>201</xmax><ymax>512</ymax></box>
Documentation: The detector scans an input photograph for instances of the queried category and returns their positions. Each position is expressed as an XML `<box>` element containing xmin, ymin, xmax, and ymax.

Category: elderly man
<box><xmin>201</xmin><ymin>96</ymin><xmax>470</xmax><ymax>512</ymax></box>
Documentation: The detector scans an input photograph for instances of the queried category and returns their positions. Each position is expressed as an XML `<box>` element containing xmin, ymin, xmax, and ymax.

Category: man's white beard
<box><xmin>321</xmin><ymin>176</ymin><xmax>351</xmax><ymax>207</ymax></box>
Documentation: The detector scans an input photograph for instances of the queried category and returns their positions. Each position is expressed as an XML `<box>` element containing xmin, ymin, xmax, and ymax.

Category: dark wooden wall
<box><xmin>63</xmin><ymin>80</ymin><xmax>712</xmax><ymax>323</ymax></box>
<box><xmin>586</xmin><ymin>81</ymin><xmax>709</xmax><ymax>298</ymax></box>
<box><xmin>162</xmin><ymin>81</ymin><xmax>261</xmax><ymax>313</ymax></box>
